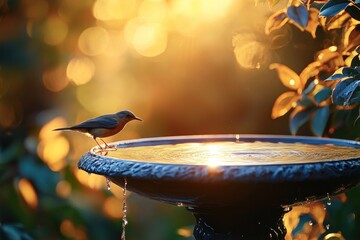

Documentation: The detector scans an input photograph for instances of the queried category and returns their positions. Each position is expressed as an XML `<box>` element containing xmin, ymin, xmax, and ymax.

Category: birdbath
<box><xmin>78</xmin><ymin>134</ymin><xmax>360</xmax><ymax>240</ymax></box>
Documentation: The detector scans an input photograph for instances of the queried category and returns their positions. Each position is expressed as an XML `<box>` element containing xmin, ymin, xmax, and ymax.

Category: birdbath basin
<box><xmin>78</xmin><ymin>134</ymin><xmax>360</xmax><ymax>240</ymax></box>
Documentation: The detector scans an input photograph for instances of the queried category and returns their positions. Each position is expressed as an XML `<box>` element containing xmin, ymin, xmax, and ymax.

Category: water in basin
<box><xmin>105</xmin><ymin>141</ymin><xmax>360</xmax><ymax>166</ymax></box>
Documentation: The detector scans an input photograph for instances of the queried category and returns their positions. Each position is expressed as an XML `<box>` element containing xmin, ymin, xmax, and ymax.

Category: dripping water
<box><xmin>326</xmin><ymin>193</ymin><xmax>332</xmax><ymax>206</ymax></box>
<box><xmin>121</xmin><ymin>178</ymin><xmax>128</xmax><ymax>240</ymax></box>
<box><xmin>106</xmin><ymin>177</ymin><xmax>111</xmax><ymax>191</ymax></box>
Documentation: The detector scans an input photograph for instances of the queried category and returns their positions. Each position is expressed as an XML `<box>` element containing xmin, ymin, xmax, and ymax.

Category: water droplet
<box><xmin>326</xmin><ymin>193</ymin><xmax>332</xmax><ymax>206</ymax></box>
<box><xmin>309</xmin><ymin>220</ymin><xmax>313</xmax><ymax>226</ymax></box>
<box><xmin>106</xmin><ymin>177</ymin><xmax>111</xmax><ymax>191</ymax></box>
<box><xmin>326</xmin><ymin>224</ymin><xmax>330</xmax><ymax>230</ymax></box>
<box><xmin>284</xmin><ymin>207</ymin><xmax>291</xmax><ymax>212</ymax></box>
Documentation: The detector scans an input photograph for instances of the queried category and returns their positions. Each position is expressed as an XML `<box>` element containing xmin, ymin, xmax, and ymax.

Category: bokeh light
<box><xmin>43</xmin><ymin>16</ymin><xmax>68</xmax><ymax>45</ymax></box>
<box><xmin>78</xmin><ymin>27</ymin><xmax>109</xmax><ymax>56</ymax></box>
<box><xmin>0</xmin><ymin>101</ymin><xmax>23</xmax><ymax>129</ymax></box>
<box><xmin>42</xmin><ymin>65</ymin><xmax>69</xmax><ymax>92</ymax></box>
<box><xmin>38</xmin><ymin>117</ymin><xmax>69</xmax><ymax>172</ymax></box>
<box><xmin>18</xmin><ymin>178</ymin><xmax>38</xmax><ymax>209</ymax></box>
<box><xmin>124</xmin><ymin>18</ymin><xmax>167</xmax><ymax>57</ymax></box>
<box><xmin>56</xmin><ymin>180</ymin><xmax>72</xmax><ymax>198</ymax></box>
<box><xmin>93</xmin><ymin>0</ymin><xmax>137</xmax><ymax>22</ymax></box>
<box><xmin>66</xmin><ymin>57</ymin><xmax>95</xmax><ymax>85</ymax></box>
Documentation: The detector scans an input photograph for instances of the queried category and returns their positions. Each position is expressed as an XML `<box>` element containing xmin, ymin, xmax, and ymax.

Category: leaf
<box><xmin>267</xmin><ymin>0</ymin><xmax>281</xmax><ymax>8</ymax></box>
<box><xmin>326</xmin><ymin>67</ymin><xmax>360</xmax><ymax>80</ymax></box>
<box><xmin>315</xmin><ymin>48</ymin><xmax>343</xmax><ymax>65</ymax></box>
<box><xmin>343</xmin><ymin>66</ymin><xmax>360</xmax><ymax>76</ymax></box>
<box><xmin>320</xmin><ymin>0</ymin><xmax>350</xmax><ymax>16</ymax></box>
<box><xmin>343</xmin><ymin>24</ymin><xmax>360</xmax><ymax>53</ymax></box>
<box><xmin>290</xmin><ymin>107</ymin><xmax>313</xmax><ymax>134</ymax></box>
<box><xmin>314</xmin><ymin>87</ymin><xmax>332</xmax><ymax>104</ymax></box>
<box><xmin>346</xmin><ymin>3</ymin><xmax>360</xmax><ymax>21</ymax></box>
<box><xmin>348</xmin><ymin>89</ymin><xmax>360</xmax><ymax>104</ymax></box>
<box><xmin>326</xmin><ymin>11</ymin><xmax>351</xmax><ymax>30</ymax></box>
<box><xmin>332</xmin><ymin>77</ymin><xmax>360</xmax><ymax>105</ymax></box>
<box><xmin>287</xmin><ymin>5</ymin><xmax>309</xmax><ymax>28</ymax></box>
<box><xmin>351</xmin><ymin>54</ymin><xmax>360</xmax><ymax>67</ymax></box>
<box><xmin>311</xmin><ymin>106</ymin><xmax>330</xmax><ymax>136</ymax></box>
<box><xmin>303</xmin><ymin>80</ymin><xmax>317</xmax><ymax>95</ymax></box>
<box><xmin>265</xmin><ymin>10</ymin><xmax>288</xmax><ymax>35</ymax></box>
<box><xmin>299</xmin><ymin>61</ymin><xmax>322</xmax><ymax>85</ymax></box>
<box><xmin>355</xmin><ymin>105</ymin><xmax>360</xmax><ymax>124</ymax></box>
<box><xmin>270</xmin><ymin>63</ymin><xmax>302</xmax><ymax>90</ymax></box>
<box><xmin>297</xmin><ymin>95</ymin><xmax>313</xmax><ymax>107</ymax></box>
<box><xmin>272</xmin><ymin>91</ymin><xmax>299</xmax><ymax>119</ymax></box>
<box><xmin>305</xmin><ymin>8</ymin><xmax>320</xmax><ymax>38</ymax></box>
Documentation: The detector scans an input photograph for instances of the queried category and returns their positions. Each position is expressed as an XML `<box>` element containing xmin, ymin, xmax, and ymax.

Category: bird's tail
<box><xmin>53</xmin><ymin>127</ymin><xmax>72</xmax><ymax>131</ymax></box>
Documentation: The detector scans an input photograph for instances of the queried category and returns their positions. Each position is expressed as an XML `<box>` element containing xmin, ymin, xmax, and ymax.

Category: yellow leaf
<box><xmin>265</xmin><ymin>10</ymin><xmax>288</xmax><ymax>35</ymax></box>
<box><xmin>326</xmin><ymin>12</ymin><xmax>351</xmax><ymax>30</ymax></box>
<box><xmin>270</xmin><ymin>63</ymin><xmax>301</xmax><ymax>90</ymax></box>
<box><xmin>314</xmin><ymin>47</ymin><xmax>344</xmax><ymax>68</ymax></box>
<box><xmin>305</xmin><ymin>8</ymin><xmax>320</xmax><ymax>39</ymax></box>
<box><xmin>343</xmin><ymin>23</ymin><xmax>360</xmax><ymax>53</ymax></box>
<box><xmin>272</xmin><ymin>91</ymin><xmax>299</xmax><ymax>119</ymax></box>
<box><xmin>299</xmin><ymin>61</ymin><xmax>322</xmax><ymax>86</ymax></box>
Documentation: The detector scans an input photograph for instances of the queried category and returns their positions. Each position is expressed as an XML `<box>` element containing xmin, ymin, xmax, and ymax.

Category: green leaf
<box><xmin>303</xmin><ymin>81</ymin><xmax>316</xmax><ymax>95</ymax></box>
<box><xmin>0</xmin><ymin>224</ymin><xmax>32</xmax><ymax>240</ymax></box>
<box><xmin>290</xmin><ymin>108</ymin><xmax>312</xmax><ymax>134</ymax></box>
<box><xmin>325</xmin><ymin>67</ymin><xmax>360</xmax><ymax>81</ymax></box>
<box><xmin>348</xmin><ymin>89</ymin><xmax>360</xmax><ymax>104</ymax></box>
<box><xmin>355</xmin><ymin>105</ymin><xmax>360</xmax><ymax>124</ymax></box>
<box><xmin>320</xmin><ymin>0</ymin><xmax>350</xmax><ymax>17</ymax></box>
<box><xmin>332</xmin><ymin>78</ymin><xmax>360</xmax><ymax>105</ymax></box>
<box><xmin>297</xmin><ymin>95</ymin><xmax>313</xmax><ymax>107</ymax></box>
<box><xmin>311</xmin><ymin>106</ymin><xmax>330</xmax><ymax>136</ymax></box>
<box><xmin>287</xmin><ymin>5</ymin><xmax>309</xmax><ymax>28</ymax></box>
<box><xmin>351</xmin><ymin>55</ymin><xmax>360</xmax><ymax>67</ymax></box>
<box><xmin>325</xmin><ymin>73</ymin><xmax>346</xmax><ymax>80</ymax></box>
<box><xmin>314</xmin><ymin>87</ymin><xmax>332</xmax><ymax>104</ymax></box>
<box><xmin>343</xmin><ymin>67</ymin><xmax>360</xmax><ymax>76</ymax></box>
<box><xmin>346</xmin><ymin>3</ymin><xmax>360</xmax><ymax>21</ymax></box>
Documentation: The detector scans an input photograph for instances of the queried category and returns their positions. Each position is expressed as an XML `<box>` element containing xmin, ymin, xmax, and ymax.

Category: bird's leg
<box><xmin>93</xmin><ymin>137</ymin><xmax>104</xmax><ymax>150</ymax></box>
<box><xmin>99</xmin><ymin>138</ymin><xmax>116</xmax><ymax>149</ymax></box>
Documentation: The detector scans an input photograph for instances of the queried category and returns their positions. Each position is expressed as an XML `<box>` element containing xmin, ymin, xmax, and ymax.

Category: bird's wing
<box><xmin>70</xmin><ymin>114</ymin><xmax>118</xmax><ymax>129</ymax></box>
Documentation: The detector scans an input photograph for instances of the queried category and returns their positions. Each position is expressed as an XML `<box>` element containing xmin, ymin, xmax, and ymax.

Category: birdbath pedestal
<box><xmin>78</xmin><ymin>135</ymin><xmax>360</xmax><ymax>240</ymax></box>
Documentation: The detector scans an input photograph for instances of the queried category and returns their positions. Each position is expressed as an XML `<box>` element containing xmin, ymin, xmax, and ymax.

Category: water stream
<box><xmin>121</xmin><ymin>178</ymin><xmax>128</xmax><ymax>240</ymax></box>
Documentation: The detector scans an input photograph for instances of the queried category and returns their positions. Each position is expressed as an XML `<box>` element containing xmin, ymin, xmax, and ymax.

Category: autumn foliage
<box><xmin>267</xmin><ymin>0</ymin><xmax>360</xmax><ymax>136</ymax></box>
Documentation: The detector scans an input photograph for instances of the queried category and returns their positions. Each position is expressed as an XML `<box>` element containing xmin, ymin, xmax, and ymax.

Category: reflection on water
<box><xmin>106</xmin><ymin>141</ymin><xmax>360</xmax><ymax>166</ymax></box>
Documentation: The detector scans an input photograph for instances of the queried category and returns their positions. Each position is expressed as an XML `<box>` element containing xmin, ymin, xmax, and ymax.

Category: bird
<box><xmin>54</xmin><ymin>110</ymin><xmax>142</xmax><ymax>150</ymax></box>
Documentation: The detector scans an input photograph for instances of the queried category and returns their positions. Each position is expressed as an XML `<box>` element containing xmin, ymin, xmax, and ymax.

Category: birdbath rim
<box><xmin>79</xmin><ymin>134</ymin><xmax>360</xmax><ymax>182</ymax></box>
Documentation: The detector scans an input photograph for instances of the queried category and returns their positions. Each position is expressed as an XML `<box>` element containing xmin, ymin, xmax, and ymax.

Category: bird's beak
<box><xmin>134</xmin><ymin>116</ymin><xmax>143</xmax><ymax>121</ymax></box>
